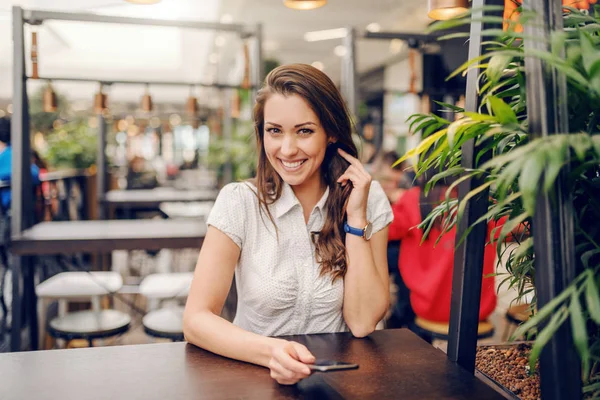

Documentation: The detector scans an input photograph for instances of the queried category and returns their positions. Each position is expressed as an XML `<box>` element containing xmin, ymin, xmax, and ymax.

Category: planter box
<box><xmin>475</xmin><ymin>342</ymin><xmax>540</xmax><ymax>400</ymax></box>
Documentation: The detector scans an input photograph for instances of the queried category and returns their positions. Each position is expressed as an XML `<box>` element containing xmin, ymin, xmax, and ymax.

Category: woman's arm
<box><xmin>183</xmin><ymin>226</ymin><xmax>315</xmax><ymax>384</ymax></box>
<box><xmin>337</xmin><ymin>149</ymin><xmax>390</xmax><ymax>337</ymax></box>
<box><xmin>342</xmin><ymin>225</ymin><xmax>390</xmax><ymax>338</ymax></box>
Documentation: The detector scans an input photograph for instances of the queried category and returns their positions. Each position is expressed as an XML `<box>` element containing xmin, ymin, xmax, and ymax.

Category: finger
<box><xmin>276</xmin><ymin>346</ymin><xmax>311</xmax><ymax>375</ymax></box>
<box><xmin>292</xmin><ymin>343</ymin><xmax>316</xmax><ymax>364</ymax></box>
<box><xmin>337</xmin><ymin>151</ymin><xmax>370</xmax><ymax>178</ymax></box>
<box><xmin>270</xmin><ymin>359</ymin><xmax>296</xmax><ymax>381</ymax></box>
<box><xmin>339</xmin><ymin>167</ymin><xmax>370</xmax><ymax>188</ymax></box>
<box><xmin>337</xmin><ymin>148</ymin><xmax>361</xmax><ymax>167</ymax></box>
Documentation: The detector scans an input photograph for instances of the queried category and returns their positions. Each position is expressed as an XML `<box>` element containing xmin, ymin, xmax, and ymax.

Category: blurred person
<box><xmin>374</xmin><ymin>151</ymin><xmax>416</xmax><ymax>329</ymax></box>
<box><xmin>388</xmin><ymin>169</ymin><xmax>500</xmax><ymax>336</ymax></box>
<box><xmin>0</xmin><ymin>117</ymin><xmax>40</xmax><ymax>212</ymax></box>
<box><xmin>184</xmin><ymin>64</ymin><xmax>393</xmax><ymax>385</ymax></box>
<box><xmin>378</xmin><ymin>151</ymin><xmax>415</xmax><ymax>204</ymax></box>
<box><xmin>126</xmin><ymin>155</ymin><xmax>158</xmax><ymax>190</ymax></box>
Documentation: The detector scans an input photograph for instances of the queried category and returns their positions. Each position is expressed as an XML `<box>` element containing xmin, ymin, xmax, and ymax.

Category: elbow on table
<box><xmin>348</xmin><ymin>323</ymin><xmax>376</xmax><ymax>338</ymax></box>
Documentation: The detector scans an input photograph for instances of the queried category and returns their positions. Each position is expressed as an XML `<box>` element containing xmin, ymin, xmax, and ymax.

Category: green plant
<box><xmin>399</xmin><ymin>5</ymin><xmax>600</xmax><ymax>395</ymax></box>
<box><xmin>43</xmin><ymin>119</ymin><xmax>97</xmax><ymax>169</ymax></box>
<box><xmin>207</xmin><ymin>121</ymin><xmax>257</xmax><ymax>182</ymax></box>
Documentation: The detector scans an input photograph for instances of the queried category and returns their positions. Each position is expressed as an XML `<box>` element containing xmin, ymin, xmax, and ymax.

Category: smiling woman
<box><xmin>183</xmin><ymin>64</ymin><xmax>393</xmax><ymax>386</ymax></box>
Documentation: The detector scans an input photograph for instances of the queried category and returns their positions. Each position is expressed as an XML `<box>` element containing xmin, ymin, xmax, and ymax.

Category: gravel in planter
<box><xmin>476</xmin><ymin>343</ymin><xmax>540</xmax><ymax>400</ymax></box>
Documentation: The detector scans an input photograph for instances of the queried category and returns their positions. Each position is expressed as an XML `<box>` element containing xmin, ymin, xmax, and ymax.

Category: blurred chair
<box><xmin>36</xmin><ymin>271</ymin><xmax>130</xmax><ymax>348</ymax></box>
<box><xmin>139</xmin><ymin>272</ymin><xmax>193</xmax><ymax>341</ymax></box>
<box><xmin>410</xmin><ymin>317</ymin><xmax>494</xmax><ymax>344</ymax></box>
<box><xmin>502</xmin><ymin>303</ymin><xmax>532</xmax><ymax>341</ymax></box>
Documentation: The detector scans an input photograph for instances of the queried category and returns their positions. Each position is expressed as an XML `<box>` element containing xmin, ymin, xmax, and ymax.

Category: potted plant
<box><xmin>398</xmin><ymin>3</ymin><xmax>600</xmax><ymax>399</ymax></box>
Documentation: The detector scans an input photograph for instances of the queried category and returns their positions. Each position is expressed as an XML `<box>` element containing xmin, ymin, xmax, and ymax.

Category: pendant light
<box><xmin>241</xmin><ymin>42</ymin><xmax>251</xmax><ymax>90</ymax></box>
<box><xmin>94</xmin><ymin>83</ymin><xmax>108</xmax><ymax>114</ymax></box>
<box><xmin>186</xmin><ymin>85</ymin><xmax>199</xmax><ymax>116</ymax></box>
<box><xmin>31</xmin><ymin>31</ymin><xmax>39</xmax><ymax>79</ymax></box>
<box><xmin>283</xmin><ymin>0</ymin><xmax>327</xmax><ymax>10</ymax></box>
<box><xmin>141</xmin><ymin>83</ymin><xmax>153</xmax><ymax>112</ymax></box>
<box><xmin>427</xmin><ymin>0</ymin><xmax>469</xmax><ymax>20</ymax></box>
<box><xmin>43</xmin><ymin>81</ymin><xmax>57</xmax><ymax>113</ymax></box>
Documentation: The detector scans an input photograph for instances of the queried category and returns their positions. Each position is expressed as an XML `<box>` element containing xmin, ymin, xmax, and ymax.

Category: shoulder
<box><xmin>218</xmin><ymin>181</ymin><xmax>258</xmax><ymax>202</ymax></box>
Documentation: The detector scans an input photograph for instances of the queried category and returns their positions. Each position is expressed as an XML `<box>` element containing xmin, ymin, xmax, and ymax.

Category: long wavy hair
<box><xmin>252</xmin><ymin>63</ymin><xmax>357</xmax><ymax>281</ymax></box>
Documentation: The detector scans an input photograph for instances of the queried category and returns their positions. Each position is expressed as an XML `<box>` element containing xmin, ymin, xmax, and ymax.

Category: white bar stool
<box><xmin>139</xmin><ymin>272</ymin><xmax>193</xmax><ymax>341</ymax></box>
<box><xmin>36</xmin><ymin>271</ymin><xmax>129</xmax><ymax>348</ymax></box>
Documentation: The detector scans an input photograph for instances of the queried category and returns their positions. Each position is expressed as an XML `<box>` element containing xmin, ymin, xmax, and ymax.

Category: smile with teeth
<box><xmin>279</xmin><ymin>159</ymin><xmax>306</xmax><ymax>170</ymax></box>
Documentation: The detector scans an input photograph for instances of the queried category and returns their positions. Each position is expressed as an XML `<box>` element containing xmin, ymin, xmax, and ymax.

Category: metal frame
<box><xmin>446</xmin><ymin>0</ymin><xmax>581</xmax><ymax>397</ymax></box>
<box><xmin>447</xmin><ymin>0</ymin><xmax>504</xmax><ymax>373</ymax></box>
<box><xmin>9</xmin><ymin>5</ymin><xmax>263</xmax><ymax>352</ymax></box>
<box><xmin>522</xmin><ymin>0</ymin><xmax>580</xmax><ymax>398</ymax></box>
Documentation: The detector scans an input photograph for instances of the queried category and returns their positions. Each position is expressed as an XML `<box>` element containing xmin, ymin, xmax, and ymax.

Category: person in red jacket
<box><xmin>388</xmin><ymin>175</ymin><xmax>500</xmax><ymax>325</ymax></box>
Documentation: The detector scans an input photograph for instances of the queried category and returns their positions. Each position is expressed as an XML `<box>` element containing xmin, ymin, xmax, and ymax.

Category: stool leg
<box><xmin>56</xmin><ymin>300</ymin><xmax>68</xmax><ymax>349</ymax></box>
<box><xmin>91</xmin><ymin>296</ymin><xmax>104</xmax><ymax>347</ymax></box>
<box><xmin>37</xmin><ymin>297</ymin><xmax>47</xmax><ymax>350</ymax></box>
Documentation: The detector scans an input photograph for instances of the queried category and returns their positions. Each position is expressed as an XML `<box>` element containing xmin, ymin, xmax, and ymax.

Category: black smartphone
<box><xmin>307</xmin><ymin>360</ymin><xmax>359</xmax><ymax>372</ymax></box>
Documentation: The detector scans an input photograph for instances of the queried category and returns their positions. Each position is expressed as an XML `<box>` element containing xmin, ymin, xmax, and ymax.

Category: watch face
<box><xmin>364</xmin><ymin>222</ymin><xmax>373</xmax><ymax>240</ymax></box>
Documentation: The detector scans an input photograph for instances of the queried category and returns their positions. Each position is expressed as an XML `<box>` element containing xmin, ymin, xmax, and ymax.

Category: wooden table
<box><xmin>0</xmin><ymin>329</ymin><xmax>504</xmax><ymax>400</ymax></box>
<box><xmin>10</xmin><ymin>219</ymin><xmax>206</xmax><ymax>255</ymax></box>
<box><xmin>103</xmin><ymin>187</ymin><xmax>218</xmax><ymax>207</ymax></box>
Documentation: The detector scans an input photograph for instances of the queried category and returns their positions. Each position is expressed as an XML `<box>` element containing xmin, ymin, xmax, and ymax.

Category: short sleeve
<box><xmin>206</xmin><ymin>183</ymin><xmax>247</xmax><ymax>248</ymax></box>
<box><xmin>367</xmin><ymin>180</ymin><xmax>394</xmax><ymax>234</ymax></box>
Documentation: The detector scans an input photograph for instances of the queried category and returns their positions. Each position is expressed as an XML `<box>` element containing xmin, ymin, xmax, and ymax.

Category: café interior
<box><xmin>0</xmin><ymin>0</ymin><xmax>597</xmax><ymax>399</ymax></box>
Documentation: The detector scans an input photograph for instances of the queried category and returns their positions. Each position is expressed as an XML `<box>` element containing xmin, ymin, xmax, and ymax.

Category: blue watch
<box><xmin>344</xmin><ymin>221</ymin><xmax>373</xmax><ymax>240</ymax></box>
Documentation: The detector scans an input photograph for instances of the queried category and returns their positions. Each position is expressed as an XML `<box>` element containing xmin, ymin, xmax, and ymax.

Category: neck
<box><xmin>291</xmin><ymin>176</ymin><xmax>327</xmax><ymax>220</ymax></box>
<box><xmin>0</xmin><ymin>143</ymin><xmax>7</xmax><ymax>153</ymax></box>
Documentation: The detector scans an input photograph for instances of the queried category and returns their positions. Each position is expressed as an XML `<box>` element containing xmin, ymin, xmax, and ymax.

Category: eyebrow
<box><xmin>265</xmin><ymin>121</ymin><xmax>317</xmax><ymax>128</ymax></box>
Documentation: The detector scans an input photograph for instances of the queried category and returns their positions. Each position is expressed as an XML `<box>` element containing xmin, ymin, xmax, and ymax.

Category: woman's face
<box><xmin>263</xmin><ymin>93</ymin><xmax>329</xmax><ymax>191</ymax></box>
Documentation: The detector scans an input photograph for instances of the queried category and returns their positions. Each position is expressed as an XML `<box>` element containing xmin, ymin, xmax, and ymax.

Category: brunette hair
<box><xmin>252</xmin><ymin>63</ymin><xmax>357</xmax><ymax>281</ymax></box>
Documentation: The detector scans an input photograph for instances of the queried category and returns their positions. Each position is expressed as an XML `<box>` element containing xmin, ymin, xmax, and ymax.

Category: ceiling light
<box><xmin>334</xmin><ymin>45</ymin><xmax>347</xmax><ymax>57</ymax></box>
<box><xmin>220</xmin><ymin>14</ymin><xmax>233</xmax><ymax>24</ymax></box>
<box><xmin>208</xmin><ymin>53</ymin><xmax>219</xmax><ymax>64</ymax></box>
<box><xmin>283</xmin><ymin>0</ymin><xmax>327</xmax><ymax>10</ymax></box>
<box><xmin>215</xmin><ymin>35</ymin><xmax>226</xmax><ymax>47</ymax></box>
<box><xmin>263</xmin><ymin>40</ymin><xmax>280</xmax><ymax>52</ymax></box>
<box><xmin>427</xmin><ymin>0</ymin><xmax>469</xmax><ymax>20</ymax></box>
<box><xmin>311</xmin><ymin>61</ymin><xmax>324</xmax><ymax>70</ymax></box>
<box><xmin>389</xmin><ymin>39</ymin><xmax>405</xmax><ymax>54</ymax></box>
<box><xmin>304</xmin><ymin>28</ymin><xmax>347</xmax><ymax>42</ymax></box>
<box><xmin>125</xmin><ymin>0</ymin><xmax>162</xmax><ymax>4</ymax></box>
<box><xmin>366</xmin><ymin>23</ymin><xmax>381</xmax><ymax>33</ymax></box>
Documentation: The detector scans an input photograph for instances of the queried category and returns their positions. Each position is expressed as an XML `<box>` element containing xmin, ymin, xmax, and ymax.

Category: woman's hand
<box><xmin>268</xmin><ymin>340</ymin><xmax>315</xmax><ymax>385</ymax></box>
<box><xmin>336</xmin><ymin>148</ymin><xmax>372</xmax><ymax>225</ymax></box>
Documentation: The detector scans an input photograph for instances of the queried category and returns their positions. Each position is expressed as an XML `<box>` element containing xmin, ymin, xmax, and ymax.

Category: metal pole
<box><xmin>253</xmin><ymin>24</ymin><xmax>264</xmax><ymax>89</ymax></box>
<box><xmin>523</xmin><ymin>0</ymin><xmax>580</xmax><ymax>398</ymax></box>
<box><xmin>29</xmin><ymin>76</ymin><xmax>255</xmax><ymax>90</ymax></box>
<box><xmin>96</xmin><ymin>114</ymin><xmax>107</xmax><ymax>220</ymax></box>
<box><xmin>446</xmin><ymin>0</ymin><xmax>504</xmax><ymax>372</ymax></box>
<box><xmin>222</xmin><ymin>90</ymin><xmax>233</xmax><ymax>184</ymax></box>
<box><xmin>26</xmin><ymin>10</ymin><xmax>246</xmax><ymax>33</ymax></box>
<box><xmin>341</xmin><ymin>27</ymin><xmax>358</xmax><ymax>121</ymax></box>
<box><xmin>10</xmin><ymin>5</ymin><xmax>35</xmax><ymax>352</ymax></box>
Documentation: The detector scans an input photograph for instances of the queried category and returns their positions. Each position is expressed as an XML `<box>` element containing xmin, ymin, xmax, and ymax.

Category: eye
<box><xmin>265</xmin><ymin>127</ymin><xmax>281</xmax><ymax>135</ymax></box>
<box><xmin>298</xmin><ymin>128</ymin><xmax>314</xmax><ymax>135</ymax></box>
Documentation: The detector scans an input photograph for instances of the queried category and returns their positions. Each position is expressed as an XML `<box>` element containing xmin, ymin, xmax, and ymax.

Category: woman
<box><xmin>183</xmin><ymin>64</ymin><xmax>393</xmax><ymax>385</ymax></box>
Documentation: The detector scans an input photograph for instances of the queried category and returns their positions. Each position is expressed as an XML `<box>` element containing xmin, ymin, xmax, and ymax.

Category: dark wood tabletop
<box><xmin>0</xmin><ymin>329</ymin><xmax>503</xmax><ymax>400</ymax></box>
<box><xmin>103</xmin><ymin>187</ymin><xmax>218</xmax><ymax>206</ymax></box>
<box><xmin>10</xmin><ymin>219</ymin><xmax>206</xmax><ymax>255</ymax></box>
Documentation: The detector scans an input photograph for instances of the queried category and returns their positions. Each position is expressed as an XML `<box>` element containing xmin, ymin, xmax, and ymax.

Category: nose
<box><xmin>280</xmin><ymin>134</ymin><xmax>298</xmax><ymax>157</ymax></box>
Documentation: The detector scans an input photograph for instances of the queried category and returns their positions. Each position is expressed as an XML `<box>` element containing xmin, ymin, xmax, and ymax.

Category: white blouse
<box><xmin>206</xmin><ymin>180</ymin><xmax>393</xmax><ymax>337</ymax></box>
